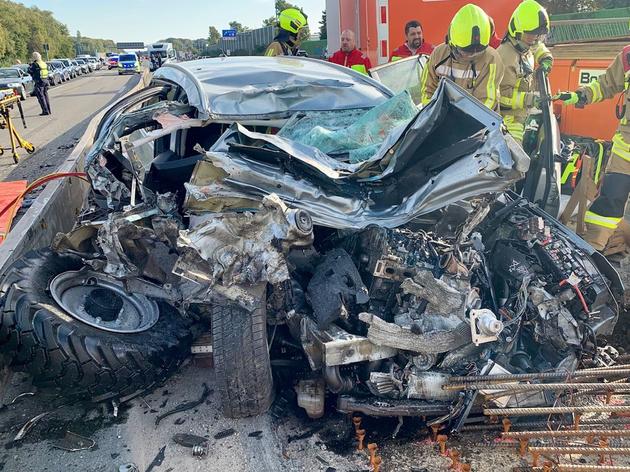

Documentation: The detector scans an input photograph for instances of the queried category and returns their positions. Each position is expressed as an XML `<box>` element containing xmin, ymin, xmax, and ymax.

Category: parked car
<box><xmin>107</xmin><ymin>56</ymin><xmax>119</xmax><ymax>70</ymax></box>
<box><xmin>87</xmin><ymin>57</ymin><xmax>100</xmax><ymax>70</ymax></box>
<box><xmin>54</xmin><ymin>59</ymin><xmax>77</xmax><ymax>80</ymax></box>
<box><xmin>75</xmin><ymin>58</ymin><xmax>90</xmax><ymax>74</ymax></box>
<box><xmin>70</xmin><ymin>60</ymin><xmax>83</xmax><ymax>76</ymax></box>
<box><xmin>46</xmin><ymin>62</ymin><xmax>64</xmax><ymax>86</ymax></box>
<box><xmin>11</xmin><ymin>64</ymin><xmax>30</xmax><ymax>75</ymax></box>
<box><xmin>0</xmin><ymin>67</ymin><xmax>34</xmax><ymax>100</ymax></box>
<box><xmin>0</xmin><ymin>57</ymin><xmax>620</xmax><ymax>430</ymax></box>
<box><xmin>117</xmin><ymin>53</ymin><xmax>141</xmax><ymax>75</ymax></box>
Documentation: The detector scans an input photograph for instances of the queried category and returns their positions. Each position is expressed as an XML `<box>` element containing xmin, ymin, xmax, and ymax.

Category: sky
<box><xmin>22</xmin><ymin>0</ymin><xmax>326</xmax><ymax>43</ymax></box>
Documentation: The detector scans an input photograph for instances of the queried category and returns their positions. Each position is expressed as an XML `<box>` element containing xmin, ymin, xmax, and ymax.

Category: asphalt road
<box><xmin>0</xmin><ymin>68</ymin><xmax>136</xmax><ymax>182</ymax></box>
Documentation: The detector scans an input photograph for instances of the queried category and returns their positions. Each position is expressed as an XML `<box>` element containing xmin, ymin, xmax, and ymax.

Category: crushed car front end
<box><xmin>0</xmin><ymin>56</ymin><xmax>622</xmax><ymax>429</ymax></box>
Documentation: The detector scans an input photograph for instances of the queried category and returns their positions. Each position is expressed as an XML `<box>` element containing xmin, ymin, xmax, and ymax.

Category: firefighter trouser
<box><xmin>502</xmin><ymin>114</ymin><xmax>525</xmax><ymax>145</ymax></box>
<box><xmin>584</xmin><ymin>133</ymin><xmax>630</xmax><ymax>250</ymax></box>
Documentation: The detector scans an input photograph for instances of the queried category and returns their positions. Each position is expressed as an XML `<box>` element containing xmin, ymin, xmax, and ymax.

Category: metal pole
<box><xmin>484</xmin><ymin>405</ymin><xmax>630</xmax><ymax>416</ymax></box>
<box><xmin>449</xmin><ymin>369</ymin><xmax>630</xmax><ymax>384</ymax></box>
<box><xmin>444</xmin><ymin>383</ymin><xmax>630</xmax><ymax>392</ymax></box>
<box><xmin>529</xmin><ymin>446</ymin><xmax>630</xmax><ymax>455</ymax></box>
<box><xmin>502</xmin><ymin>429</ymin><xmax>630</xmax><ymax>439</ymax></box>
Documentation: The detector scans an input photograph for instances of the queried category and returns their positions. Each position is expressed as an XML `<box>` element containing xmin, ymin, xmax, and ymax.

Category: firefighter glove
<box><xmin>539</xmin><ymin>58</ymin><xmax>552</xmax><ymax>73</ymax></box>
<box><xmin>556</xmin><ymin>91</ymin><xmax>580</xmax><ymax>105</ymax></box>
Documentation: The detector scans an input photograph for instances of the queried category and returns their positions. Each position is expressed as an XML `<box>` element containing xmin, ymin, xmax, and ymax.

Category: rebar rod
<box><xmin>459</xmin><ymin>417</ymin><xmax>630</xmax><ymax>432</ymax></box>
<box><xmin>529</xmin><ymin>446</ymin><xmax>630</xmax><ymax>455</ymax></box>
<box><xmin>520</xmin><ymin>466</ymin><xmax>630</xmax><ymax>472</ymax></box>
<box><xmin>581</xmin><ymin>364</ymin><xmax>630</xmax><ymax>372</ymax></box>
<box><xmin>445</xmin><ymin>383</ymin><xmax>630</xmax><ymax>392</ymax></box>
<box><xmin>484</xmin><ymin>405</ymin><xmax>630</xmax><ymax>416</ymax></box>
<box><xmin>556</xmin><ymin>465</ymin><xmax>630</xmax><ymax>471</ymax></box>
<box><xmin>449</xmin><ymin>369</ymin><xmax>630</xmax><ymax>384</ymax></box>
<box><xmin>502</xmin><ymin>430</ymin><xmax>630</xmax><ymax>439</ymax></box>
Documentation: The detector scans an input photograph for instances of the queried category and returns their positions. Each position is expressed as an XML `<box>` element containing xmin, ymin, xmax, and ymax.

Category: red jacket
<box><xmin>490</xmin><ymin>32</ymin><xmax>502</xmax><ymax>49</ymax></box>
<box><xmin>329</xmin><ymin>48</ymin><xmax>372</xmax><ymax>74</ymax></box>
<box><xmin>389</xmin><ymin>41</ymin><xmax>434</xmax><ymax>61</ymax></box>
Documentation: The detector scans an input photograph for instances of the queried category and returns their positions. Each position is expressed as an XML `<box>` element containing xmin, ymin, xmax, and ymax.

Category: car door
<box><xmin>19</xmin><ymin>70</ymin><xmax>34</xmax><ymax>94</ymax></box>
<box><xmin>369</xmin><ymin>55</ymin><xmax>428</xmax><ymax>105</ymax></box>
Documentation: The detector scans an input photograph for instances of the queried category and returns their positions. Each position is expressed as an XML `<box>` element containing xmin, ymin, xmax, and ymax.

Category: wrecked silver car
<box><xmin>0</xmin><ymin>57</ymin><xmax>622</xmax><ymax>426</ymax></box>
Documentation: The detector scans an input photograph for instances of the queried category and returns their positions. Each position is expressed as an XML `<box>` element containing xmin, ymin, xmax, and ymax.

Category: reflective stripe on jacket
<box><xmin>265</xmin><ymin>41</ymin><xmax>289</xmax><ymax>57</ymax></box>
<box><xmin>420</xmin><ymin>42</ymin><xmax>504</xmax><ymax>111</ymax></box>
<box><xmin>328</xmin><ymin>49</ymin><xmax>372</xmax><ymax>75</ymax></box>
<box><xmin>577</xmin><ymin>46</ymin><xmax>630</xmax><ymax>146</ymax></box>
<box><xmin>29</xmin><ymin>60</ymin><xmax>49</xmax><ymax>81</ymax></box>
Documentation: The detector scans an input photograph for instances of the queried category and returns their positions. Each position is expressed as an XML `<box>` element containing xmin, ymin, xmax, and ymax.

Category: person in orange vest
<box><xmin>390</xmin><ymin>20</ymin><xmax>434</xmax><ymax>62</ymax></box>
<box><xmin>328</xmin><ymin>30</ymin><xmax>372</xmax><ymax>75</ymax></box>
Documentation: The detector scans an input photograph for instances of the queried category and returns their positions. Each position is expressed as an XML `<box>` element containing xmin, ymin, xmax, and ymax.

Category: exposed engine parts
<box><xmin>275</xmin><ymin>198</ymin><xmax>622</xmax><ymax>422</ymax></box>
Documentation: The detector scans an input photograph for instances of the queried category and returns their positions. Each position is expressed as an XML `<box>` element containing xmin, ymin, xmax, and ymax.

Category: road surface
<box><xmin>0</xmin><ymin>69</ymin><xmax>138</xmax><ymax>183</ymax></box>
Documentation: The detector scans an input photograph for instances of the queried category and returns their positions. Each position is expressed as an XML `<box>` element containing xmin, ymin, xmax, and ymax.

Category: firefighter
<box><xmin>328</xmin><ymin>30</ymin><xmax>372</xmax><ymax>75</ymax></box>
<box><xmin>264</xmin><ymin>8</ymin><xmax>308</xmax><ymax>57</ymax></box>
<box><xmin>420</xmin><ymin>3</ymin><xmax>504</xmax><ymax>111</ymax></box>
<box><xmin>28</xmin><ymin>52</ymin><xmax>51</xmax><ymax>116</ymax></box>
<box><xmin>557</xmin><ymin>43</ymin><xmax>630</xmax><ymax>253</ymax></box>
<box><xmin>497</xmin><ymin>0</ymin><xmax>552</xmax><ymax>144</ymax></box>
<box><xmin>390</xmin><ymin>20</ymin><xmax>434</xmax><ymax>62</ymax></box>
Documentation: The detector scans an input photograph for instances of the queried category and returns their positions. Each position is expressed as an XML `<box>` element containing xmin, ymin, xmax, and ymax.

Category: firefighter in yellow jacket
<box><xmin>497</xmin><ymin>0</ymin><xmax>552</xmax><ymax>144</ymax></box>
<box><xmin>420</xmin><ymin>4</ymin><xmax>504</xmax><ymax>111</ymax></box>
<box><xmin>264</xmin><ymin>8</ymin><xmax>308</xmax><ymax>57</ymax></box>
<box><xmin>558</xmin><ymin>43</ymin><xmax>630</xmax><ymax>252</ymax></box>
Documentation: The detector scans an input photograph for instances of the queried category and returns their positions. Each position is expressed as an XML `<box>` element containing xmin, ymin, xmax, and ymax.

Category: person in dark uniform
<box><xmin>28</xmin><ymin>52</ymin><xmax>51</xmax><ymax>116</ymax></box>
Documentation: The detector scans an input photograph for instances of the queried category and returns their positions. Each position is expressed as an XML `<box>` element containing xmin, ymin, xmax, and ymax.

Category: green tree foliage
<box><xmin>73</xmin><ymin>35</ymin><xmax>116</xmax><ymax>56</ymax></box>
<box><xmin>229</xmin><ymin>21</ymin><xmax>249</xmax><ymax>33</ymax></box>
<box><xmin>319</xmin><ymin>10</ymin><xmax>327</xmax><ymax>40</ymax></box>
<box><xmin>208</xmin><ymin>26</ymin><xmax>221</xmax><ymax>45</ymax></box>
<box><xmin>0</xmin><ymin>0</ymin><xmax>75</xmax><ymax>65</ymax></box>
<box><xmin>538</xmin><ymin>0</ymin><xmax>621</xmax><ymax>13</ymax></box>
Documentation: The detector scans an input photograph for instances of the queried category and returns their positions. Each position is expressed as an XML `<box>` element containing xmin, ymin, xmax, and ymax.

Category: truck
<box><xmin>147</xmin><ymin>42</ymin><xmax>176</xmax><ymax>71</ymax></box>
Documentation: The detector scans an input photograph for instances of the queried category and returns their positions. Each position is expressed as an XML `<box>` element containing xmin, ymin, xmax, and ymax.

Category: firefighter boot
<box><xmin>584</xmin><ymin>222</ymin><xmax>615</xmax><ymax>252</ymax></box>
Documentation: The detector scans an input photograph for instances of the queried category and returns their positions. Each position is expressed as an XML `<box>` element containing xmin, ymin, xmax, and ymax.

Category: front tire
<box><xmin>0</xmin><ymin>249</ymin><xmax>196</xmax><ymax>403</ymax></box>
<box><xmin>212</xmin><ymin>297</ymin><xmax>273</xmax><ymax>418</ymax></box>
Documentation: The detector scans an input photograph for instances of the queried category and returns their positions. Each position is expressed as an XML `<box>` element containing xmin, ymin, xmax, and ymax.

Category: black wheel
<box><xmin>212</xmin><ymin>297</ymin><xmax>273</xmax><ymax>418</ymax></box>
<box><xmin>20</xmin><ymin>88</ymin><xmax>26</xmax><ymax>101</ymax></box>
<box><xmin>0</xmin><ymin>249</ymin><xmax>195</xmax><ymax>403</ymax></box>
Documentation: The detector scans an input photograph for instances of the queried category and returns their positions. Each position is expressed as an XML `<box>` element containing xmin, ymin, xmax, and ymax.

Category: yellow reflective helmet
<box><xmin>508</xmin><ymin>0</ymin><xmax>550</xmax><ymax>37</ymax></box>
<box><xmin>448</xmin><ymin>4</ymin><xmax>491</xmax><ymax>52</ymax></box>
<box><xmin>279</xmin><ymin>8</ymin><xmax>308</xmax><ymax>34</ymax></box>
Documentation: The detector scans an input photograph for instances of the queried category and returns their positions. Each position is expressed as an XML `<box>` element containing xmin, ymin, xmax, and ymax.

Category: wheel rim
<box><xmin>50</xmin><ymin>270</ymin><xmax>160</xmax><ymax>333</ymax></box>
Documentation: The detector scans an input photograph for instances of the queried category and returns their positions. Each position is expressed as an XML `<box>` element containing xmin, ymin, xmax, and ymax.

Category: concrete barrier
<box><xmin>0</xmin><ymin>70</ymin><xmax>151</xmax><ymax>275</ymax></box>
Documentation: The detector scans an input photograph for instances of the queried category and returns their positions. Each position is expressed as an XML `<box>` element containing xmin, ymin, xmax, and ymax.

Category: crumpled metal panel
<box><xmin>189</xmin><ymin>80</ymin><xmax>530</xmax><ymax>229</ymax></box>
<box><xmin>152</xmin><ymin>56</ymin><xmax>393</xmax><ymax>120</ymax></box>
<box><xmin>175</xmin><ymin>194</ymin><xmax>312</xmax><ymax>288</ymax></box>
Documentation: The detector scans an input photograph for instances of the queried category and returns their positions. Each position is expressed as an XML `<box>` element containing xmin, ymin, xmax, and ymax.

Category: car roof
<box><xmin>152</xmin><ymin>56</ymin><xmax>393</xmax><ymax>120</ymax></box>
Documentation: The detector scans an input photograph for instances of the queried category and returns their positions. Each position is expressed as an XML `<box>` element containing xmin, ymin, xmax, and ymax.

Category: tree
<box><xmin>275</xmin><ymin>0</ymin><xmax>298</xmax><ymax>15</ymax></box>
<box><xmin>262</xmin><ymin>17</ymin><xmax>276</xmax><ymax>27</ymax></box>
<box><xmin>228</xmin><ymin>21</ymin><xmax>249</xmax><ymax>33</ymax></box>
<box><xmin>319</xmin><ymin>10</ymin><xmax>327</xmax><ymax>40</ymax></box>
<box><xmin>538</xmin><ymin>0</ymin><xmax>598</xmax><ymax>13</ymax></box>
<box><xmin>208</xmin><ymin>26</ymin><xmax>220</xmax><ymax>45</ymax></box>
